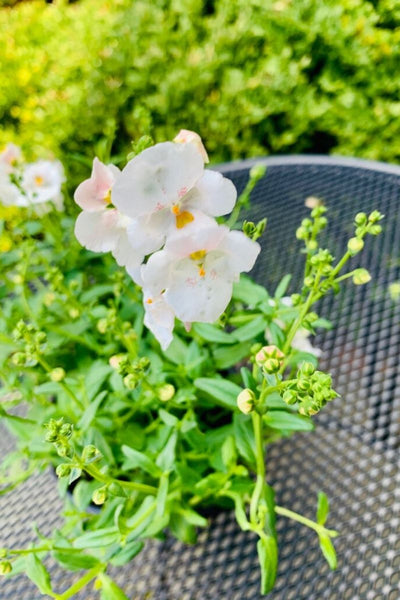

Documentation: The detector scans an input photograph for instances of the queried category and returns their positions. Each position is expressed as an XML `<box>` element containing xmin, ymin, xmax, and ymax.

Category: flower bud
<box><xmin>264</xmin><ymin>358</ymin><xmax>280</xmax><ymax>373</ymax></box>
<box><xmin>97</xmin><ymin>318</ymin><xmax>108</xmax><ymax>334</ymax></box>
<box><xmin>306</xmin><ymin>196</ymin><xmax>321</xmax><ymax>209</ymax></box>
<box><xmin>0</xmin><ymin>549</ymin><xmax>7</xmax><ymax>559</ymax></box>
<box><xmin>108</xmin><ymin>482</ymin><xmax>126</xmax><ymax>497</ymax></box>
<box><xmin>174</xmin><ymin>129</ymin><xmax>209</xmax><ymax>163</ymax></box>
<box><xmin>237</xmin><ymin>388</ymin><xmax>255</xmax><ymax>414</ymax></box>
<box><xmin>123</xmin><ymin>374</ymin><xmax>137</xmax><ymax>390</ymax></box>
<box><xmin>307</xmin><ymin>239</ymin><xmax>318</xmax><ymax>250</ymax></box>
<box><xmin>296</xmin><ymin>226</ymin><xmax>307</xmax><ymax>240</ymax></box>
<box><xmin>56</xmin><ymin>464</ymin><xmax>71</xmax><ymax>478</ymax></box>
<box><xmin>45</xmin><ymin>431</ymin><xmax>58</xmax><ymax>443</ymax></box>
<box><xmin>353</xmin><ymin>268</ymin><xmax>371</xmax><ymax>285</ymax></box>
<box><xmin>369</xmin><ymin>224</ymin><xmax>382</xmax><ymax>235</ymax></box>
<box><xmin>347</xmin><ymin>237</ymin><xmax>364</xmax><ymax>255</ymax></box>
<box><xmin>318</xmin><ymin>216</ymin><xmax>328</xmax><ymax>228</ymax></box>
<box><xmin>0</xmin><ymin>561</ymin><xmax>12</xmax><ymax>575</ymax></box>
<box><xmin>368</xmin><ymin>210</ymin><xmax>383</xmax><ymax>223</ymax></box>
<box><xmin>109</xmin><ymin>354</ymin><xmax>126</xmax><ymax>369</ymax></box>
<box><xmin>92</xmin><ymin>487</ymin><xmax>107</xmax><ymax>506</ymax></box>
<box><xmin>50</xmin><ymin>367</ymin><xmax>66</xmax><ymax>382</ymax></box>
<box><xmin>59</xmin><ymin>423</ymin><xmax>73</xmax><ymax>438</ymax></box>
<box><xmin>68</xmin><ymin>308</ymin><xmax>80</xmax><ymax>319</ymax></box>
<box><xmin>297</xmin><ymin>378</ymin><xmax>310</xmax><ymax>391</ymax></box>
<box><xmin>304</xmin><ymin>276</ymin><xmax>314</xmax><ymax>288</ymax></box>
<box><xmin>158</xmin><ymin>384</ymin><xmax>175</xmax><ymax>402</ymax></box>
<box><xmin>11</xmin><ymin>352</ymin><xmax>26</xmax><ymax>366</ymax></box>
<box><xmin>34</xmin><ymin>331</ymin><xmax>47</xmax><ymax>344</ymax></box>
<box><xmin>301</xmin><ymin>362</ymin><xmax>316</xmax><ymax>376</ymax></box>
<box><xmin>249</xmin><ymin>164</ymin><xmax>267</xmax><ymax>180</ymax></box>
<box><xmin>291</xmin><ymin>293</ymin><xmax>301</xmax><ymax>306</ymax></box>
<box><xmin>82</xmin><ymin>445</ymin><xmax>101</xmax><ymax>462</ymax></box>
<box><xmin>354</xmin><ymin>212</ymin><xmax>367</xmax><ymax>225</ymax></box>
<box><xmin>283</xmin><ymin>390</ymin><xmax>298</xmax><ymax>405</ymax></box>
<box><xmin>255</xmin><ymin>345</ymin><xmax>284</xmax><ymax>366</ymax></box>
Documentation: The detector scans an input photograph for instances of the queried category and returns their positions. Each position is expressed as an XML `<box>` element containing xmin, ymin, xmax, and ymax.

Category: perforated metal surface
<box><xmin>1</xmin><ymin>156</ymin><xmax>400</xmax><ymax>599</ymax></box>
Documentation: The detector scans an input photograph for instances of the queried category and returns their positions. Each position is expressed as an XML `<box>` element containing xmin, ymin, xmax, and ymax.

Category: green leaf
<box><xmin>81</xmin><ymin>284</ymin><xmax>114</xmax><ymax>304</ymax></box>
<box><xmin>156</xmin><ymin>431</ymin><xmax>177</xmax><ymax>472</ymax></box>
<box><xmin>264</xmin><ymin>410</ymin><xmax>314</xmax><ymax>431</ymax></box>
<box><xmin>155</xmin><ymin>474</ymin><xmax>169</xmax><ymax>518</ymax></box>
<box><xmin>121</xmin><ymin>445</ymin><xmax>162</xmax><ymax>477</ymax></box>
<box><xmin>257</xmin><ymin>535</ymin><xmax>278</xmax><ymax>594</ymax></box>
<box><xmin>85</xmin><ymin>361</ymin><xmax>112</xmax><ymax>400</ymax></box>
<box><xmin>98</xmin><ymin>573</ymin><xmax>129</xmax><ymax>600</ymax></box>
<box><xmin>194</xmin><ymin>377</ymin><xmax>242</xmax><ymax>410</ymax></box>
<box><xmin>316</xmin><ymin>491</ymin><xmax>329</xmax><ymax>525</ymax></box>
<box><xmin>213</xmin><ymin>341</ymin><xmax>252</xmax><ymax>369</ymax></box>
<box><xmin>267</xmin><ymin>322</ymin><xmax>285</xmax><ymax>347</ymax></box>
<box><xmin>73</xmin><ymin>527</ymin><xmax>119</xmax><ymax>549</ymax></box>
<box><xmin>233</xmin><ymin>315</ymin><xmax>267</xmax><ymax>342</ymax></box>
<box><xmin>233</xmin><ymin>275</ymin><xmax>269</xmax><ymax>305</ymax></box>
<box><xmin>274</xmin><ymin>274</ymin><xmax>292</xmax><ymax>298</ymax></box>
<box><xmin>169</xmin><ymin>511</ymin><xmax>197</xmax><ymax>544</ymax></box>
<box><xmin>233</xmin><ymin>413</ymin><xmax>256</xmax><ymax>466</ymax></box>
<box><xmin>240</xmin><ymin>366</ymin><xmax>257</xmax><ymax>392</ymax></box>
<box><xmin>319</xmin><ymin>533</ymin><xmax>337</xmax><ymax>570</ymax></box>
<box><xmin>53</xmin><ymin>551</ymin><xmax>100</xmax><ymax>572</ymax></box>
<box><xmin>159</xmin><ymin>408</ymin><xmax>179</xmax><ymax>427</ymax></box>
<box><xmin>264</xmin><ymin>392</ymin><xmax>287</xmax><ymax>409</ymax></box>
<box><xmin>192</xmin><ymin>323</ymin><xmax>236</xmax><ymax>344</ymax></box>
<box><xmin>25</xmin><ymin>553</ymin><xmax>53</xmax><ymax>596</ymax></box>
<box><xmin>78</xmin><ymin>391</ymin><xmax>107</xmax><ymax>429</ymax></box>
<box><xmin>68</xmin><ymin>467</ymin><xmax>82</xmax><ymax>485</ymax></box>
<box><xmin>109</xmin><ymin>540</ymin><xmax>144</xmax><ymax>567</ymax></box>
<box><xmin>162</xmin><ymin>335</ymin><xmax>188</xmax><ymax>365</ymax></box>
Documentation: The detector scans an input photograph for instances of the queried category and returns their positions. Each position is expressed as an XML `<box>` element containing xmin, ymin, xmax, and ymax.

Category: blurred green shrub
<box><xmin>2</xmin><ymin>0</ymin><xmax>400</xmax><ymax>184</ymax></box>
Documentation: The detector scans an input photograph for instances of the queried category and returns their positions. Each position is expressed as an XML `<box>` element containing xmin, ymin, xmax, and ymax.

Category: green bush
<box><xmin>2</xmin><ymin>0</ymin><xmax>400</xmax><ymax>184</ymax></box>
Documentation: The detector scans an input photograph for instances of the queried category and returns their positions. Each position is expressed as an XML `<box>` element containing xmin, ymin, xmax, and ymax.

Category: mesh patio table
<box><xmin>1</xmin><ymin>155</ymin><xmax>400</xmax><ymax>599</ymax></box>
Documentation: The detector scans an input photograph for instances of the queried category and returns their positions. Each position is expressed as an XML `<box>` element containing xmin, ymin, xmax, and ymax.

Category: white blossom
<box><xmin>21</xmin><ymin>160</ymin><xmax>65</xmax><ymax>210</ymax></box>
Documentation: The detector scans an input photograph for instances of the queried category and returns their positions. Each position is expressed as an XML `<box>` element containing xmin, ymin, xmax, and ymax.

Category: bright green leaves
<box><xmin>316</xmin><ymin>492</ymin><xmax>338</xmax><ymax>570</ymax></box>
<box><xmin>316</xmin><ymin>491</ymin><xmax>330</xmax><ymax>526</ymax></box>
<box><xmin>194</xmin><ymin>377</ymin><xmax>242</xmax><ymax>410</ymax></box>
<box><xmin>97</xmin><ymin>573</ymin><xmax>129</xmax><ymax>600</ymax></box>
<box><xmin>257</xmin><ymin>535</ymin><xmax>278</xmax><ymax>595</ymax></box>
<box><xmin>25</xmin><ymin>554</ymin><xmax>53</xmax><ymax>596</ymax></box>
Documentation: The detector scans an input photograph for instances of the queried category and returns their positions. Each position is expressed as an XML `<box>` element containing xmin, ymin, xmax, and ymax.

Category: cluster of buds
<box><xmin>296</xmin><ymin>205</ymin><xmax>328</xmax><ymax>250</ymax></box>
<box><xmin>109</xmin><ymin>354</ymin><xmax>150</xmax><ymax>390</ymax></box>
<box><xmin>97</xmin><ymin>307</ymin><xmax>118</xmax><ymax>335</ymax></box>
<box><xmin>56</xmin><ymin>444</ymin><xmax>101</xmax><ymax>480</ymax></box>
<box><xmin>242</xmin><ymin>218</ymin><xmax>267</xmax><ymax>242</ymax></box>
<box><xmin>255</xmin><ymin>345</ymin><xmax>285</xmax><ymax>374</ymax></box>
<box><xmin>44</xmin><ymin>418</ymin><xmax>73</xmax><ymax>458</ymax></box>
<box><xmin>283</xmin><ymin>362</ymin><xmax>338</xmax><ymax>416</ymax></box>
<box><xmin>11</xmin><ymin>320</ymin><xmax>47</xmax><ymax>367</ymax></box>
<box><xmin>45</xmin><ymin>266</ymin><xmax>64</xmax><ymax>291</ymax></box>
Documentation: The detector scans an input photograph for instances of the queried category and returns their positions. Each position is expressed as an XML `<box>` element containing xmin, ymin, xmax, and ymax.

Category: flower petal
<box><xmin>127</xmin><ymin>211</ymin><xmax>172</xmax><ymax>256</ymax></box>
<box><xmin>140</xmin><ymin>250</ymin><xmax>174</xmax><ymax>295</ymax></box>
<box><xmin>143</xmin><ymin>292</ymin><xmax>175</xmax><ymax>350</ymax></box>
<box><xmin>74</xmin><ymin>158</ymin><xmax>115</xmax><ymax>212</ymax></box>
<box><xmin>165</xmin><ymin>259</ymin><xmax>233</xmax><ymax>323</ymax></box>
<box><xmin>217</xmin><ymin>230</ymin><xmax>260</xmax><ymax>277</ymax></box>
<box><xmin>173</xmin><ymin>129</ymin><xmax>209</xmax><ymax>163</ymax></box>
<box><xmin>187</xmin><ymin>170</ymin><xmax>237</xmax><ymax>216</ymax></box>
<box><xmin>112</xmin><ymin>141</ymin><xmax>204</xmax><ymax>218</ymax></box>
<box><xmin>74</xmin><ymin>209</ymin><xmax>120</xmax><ymax>253</ymax></box>
<box><xmin>112</xmin><ymin>228</ymin><xmax>144</xmax><ymax>271</ymax></box>
<box><xmin>164</xmin><ymin>214</ymin><xmax>227</xmax><ymax>258</ymax></box>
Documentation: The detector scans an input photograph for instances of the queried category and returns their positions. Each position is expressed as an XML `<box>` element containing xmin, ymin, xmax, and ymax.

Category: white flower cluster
<box><xmin>0</xmin><ymin>143</ymin><xmax>64</xmax><ymax>211</ymax></box>
<box><xmin>74</xmin><ymin>130</ymin><xmax>261</xmax><ymax>349</ymax></box>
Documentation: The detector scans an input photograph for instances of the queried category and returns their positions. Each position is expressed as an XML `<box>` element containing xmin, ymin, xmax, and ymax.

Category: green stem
<box><xmin>249</xmin><ymin>411</ymin><xmax>265</xmax><ymax>525</ymax></box>
<box><xmin>36</xmin><ymin>356</ymin><xmax>84</xmax><ymax>411</ymax></box>
<box><xmin>274</xmin><ymin>505</ymin><xmax>338</xmax><ymax>537</ymax></box>
<box><xmin>84</xmin><ymin>463</ymin><xmax>157</xmax><ymax>495</ymax></box>
<box><xmin>55</xmin><ymin>565</ymin><xmax>104</xmax><ymax>600</ymax></box>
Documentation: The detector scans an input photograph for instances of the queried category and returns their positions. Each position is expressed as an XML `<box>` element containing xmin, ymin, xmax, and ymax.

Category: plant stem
<box><xmin>274</xmin><ymin>505</ymin><xmax>338</xmax><ymax>537</ymax></box>
<box><xmin>55</xmin><ymin>565</ymin><xmax>104</xmax><ymax>600</ymax></box>
<box><xmin>84</xmin><ymin>463</ymin><xmax>157</xmax><ymax>495</ymax></box>
<box><xmin>250</xmin><ymin>411</ymin><xmax>265</xmax><ymax>525</ymax></box>
<box><xmin>36</xmin><ymin>355</ymin><xmax>84</xmax><ymax>411</ymax></box>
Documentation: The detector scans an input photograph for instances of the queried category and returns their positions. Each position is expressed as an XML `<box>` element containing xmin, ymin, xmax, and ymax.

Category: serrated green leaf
<box><xmin>316</xmin><ymin>491</ymin><xmax>329</xmax><ymax>525</ymax></box>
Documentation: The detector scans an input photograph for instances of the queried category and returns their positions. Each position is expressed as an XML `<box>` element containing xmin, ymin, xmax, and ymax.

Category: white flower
<box><xmin>143</xmin><ymin>291</ymin><xmax>175</xmax><ymax>351</ymax></box>
<box><xmin>21</xmin><ymin>160</ymin><xmax>65</xmax><ymax>210</ymax></box>
<box><xmin>112</xmin><ymin>142</ymin><xmax>236</xmax><ymax>258</ymax></box>
<box><xmin>173</xmin><ymin>129</ymin><xmax>209</xmax><ymax>163</ymax></box>
<box><xmin>0</xmin><ymin>143</ymin><xmax>22</xmax><ymax>172</ymax></box>
<box><xmin>74</xmin><ymin>158</ymin><xmax>142</xmax><ymax>270</ymax></box>
<box><xmin>0</xmin><ymin>144</ymin><xmax>24</xmax><ymax>206</ymax></box>
<box><xmin>139</xmin><ymin>215</ymin><xmax>260</xmax><ymax>327</ymax></box>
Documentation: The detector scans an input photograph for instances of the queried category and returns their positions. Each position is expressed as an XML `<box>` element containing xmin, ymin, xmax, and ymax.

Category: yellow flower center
<box><xmin>190</xmin><ymin>249</ymin><xmax>206</xmax><ymax>261</ymax></box>
<box><xmin>198</xmin><ymin>266</ymin><xmax>206</xmax><ymax>277</ymax></box>
<box><xmin>34</xmin><ymin>175</ymin><xmax>44</xmax><ymax>186</ymax></box>
<box><xmin>103</xmin><ymin>189</ymin><xmax>112</xmax><ymax>205</ymax></box>
<box><xmin>146</xmin><ymin>298</ymin><xmax>153</xmax><ymax>304</ymax></box>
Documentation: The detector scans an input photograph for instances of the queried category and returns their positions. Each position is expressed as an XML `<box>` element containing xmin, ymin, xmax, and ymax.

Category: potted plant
<box><xmin>0</xmin><ymin>132</ymin><xmax>383</xmax><ymax>598</ymax></box>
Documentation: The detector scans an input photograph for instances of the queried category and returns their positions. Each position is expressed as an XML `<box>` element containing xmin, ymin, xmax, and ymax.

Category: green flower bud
<box><xmin>297</xmin><ymin>378</ymin><xmax>310</xmax><ymax>392</ymax></box>
<box><xmin>0</xmin><ymin>561</ymin><xmax>12</xmax><ymax>575</ymax></box>
<box><xmin>307</xmin><ymin>239</ymin><xmax>318</xmax><ymax>250</ymax></box>
<box><xmin>318</xmin><ymin>216</ymin><xmax>328</xmax><ymax>228</ymax></box>
<box><xmin>301</xmin><ymin>218</ymin><xmax>312</xmax><ymax>228</ymax></box>
<box><xmin>354</xmin><ymin>212</ymin><xmax>367</xmax><ymax>225</ymax></box>
<box><xmin>82</xmin><ymin>445</ymin><xmax>101</xmax><ymax>462</ymax></box>
<box><xmin>304</xmin><ymin>276</ymin><xmax>314</xmax><ymax>288</ymax></box>
<box><xmin>68</xmin><ymin>308</ymin><xmax>80</xmax><ymax>320</ymax></box>
<box><xmin>290</xmin><ymin>293</ymin><xmax>301</xmax><ymax>306</ymax></box>
<box><xmin>56</xmin><ymin>464</ymin><xmax>72</xmax><ymax>478</ymax></box>
<box><xmin>296</xmin><ymin>226</ymin><xmax>307</xmax><ymax>240</ymax></box>
<box><xmin>123</xmin><ymin>374</ymin><xmax>137</xmax><ymax>390</ymax></box>
<box><xmin>368</xmin><ymin>210</ymin><xmax>383</xmax><ymax>223</ymax></box>
<box><xmin>158</xmin><ymin>384</ymin><xmax>175</xmax><ymax>402</ymax></box>
<box><xmin>353</xmin><ymin>268</ymin><xmax>371</xmax><ymax>285</ymax></box>
<box><xmin>243</xmin><ymin>221</ymin><xmax>256</xmax><ymax>238</ymax></box>
<box><xmin>56</xmin><ymin>443</ymin><xmax>72</xmax><ymax>458</ymax></box>
<box><xmin>347</xmin><ymin>237</ymin><xmax>364</xmax><ymax>255</ymax></box>
<box><xmin>12</xmin><ymin>352</ymin><xmax>26</xmax><ymax>366</ymax></box>
<box><xmin>255</xmin><ymin>345</ymin><xmax>284</xmax><ymax>366</ymax></box>
<box><xmin>264</xmin><ymin>358</ymin><xmax>280</xmax><ymax>374</ymax></box>
<box><xmin>97</xmin><ymin>318</ymin><xmax>108</xmax><ymax>334</ymax></box>
<box><xmin>34</xmin><ymin>331</ymin><xmax>47</xmax><ymax>344</ymax></box>
<box><xmin>249</xmin><ymin>164</ymin><xmax>267</xmax><ymax>180</ymax></box>
<box><xmin>50</xmin><ymin>367</ymin><xmax>66</xmax><ymax>382</ymax></box>
<box><xmin>108</xmin><ymin>482</ymin><xmax>126</xmax><ymax>497</ymax></box>
<box><xmin>237</xmin><ymin>388</ymin><xmax>255</xmax><ymax>414</ymax></box>
<box><xmin>92</xmin><ymin>487</ymin><xmax>107</xmax><ymax>506</ymax></box>
<box><xmin>301</xmin><ymin>362</ymin><xmax>315</xmax><ymax>376</ymax></box>
<box><xmin>59</xmin><ymin>423</ymin><xmax>73</xmax><ymax>438</ymax></box>
<box><xmin>0</xmin><ymin>549</ymin><xmax>7</xmax><ymax>559</ymax></box>
<box><xmin>283</xmin><ymin>390</ymin><xmax>297</xmax><ymax>405</ymax></box>
<box><xmin>369</xmin><ymin>224</ymin><xmax>382</xmax><ymax>235</ymax></box>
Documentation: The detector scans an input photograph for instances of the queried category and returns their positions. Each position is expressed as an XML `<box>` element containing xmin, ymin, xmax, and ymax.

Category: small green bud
<box><xmin>82</xmin><ymin>445</ymin><xmax>101</xmax><ymax>462</ymax></box>
<box><xmin>353</xmin><ymin>268</ymin><xmax>371</xmax><ymax>285</ymax></box>
<box><xmin>45</xmin><ymin>431</ymin><xmax>58</xmax><ymax>443</ymax></box>
<box><xmin>59</xmin><ymin>423</ymin><xmax>73</xmax><ymax>438</ymax></box>
<box><xmin>0</xmin><ymin>561</ymin><xmax>12</xmax><ymax>575</ymax></box>
<box><xmin>243</xmin><ymin>221</ymin><xmax>256</xmax><ymax>238</ymax></box>
<box><xmin>249</xmin><ymin>164</ymin><xmax>267</xmax><ymax>180</ymax></box>
<box><xmin>297</xmin><ymin>378</ymin><xmax>310</xmax><ymax>392</ymax></box>
<box><xmin>318</xmin><ymin>216</ymin><xmax>328</xmax><ymax>228</ymax></box>
<box><xmin>34</xmin><ymin>331</ymin><xmax>47</xmax><ymax>344</ymax></box>
<box><xmin>108</xmin><ymin>482</ymin><xmax>126</xmax><ymax>497</ymax></box>
<box><xmin>237</xmin><ymin>388</ymin><xmax>255</xmax><ymax>414</ymax></box>
<box><xmin>304</xmin><ymin>276</ymin><xmax>314</xmax><ymax>288</ymax></box>
<box><xmin>92</xmin><ymin>487</ymin><xmax>107</xmax><ymax>506</ymax></box>
<box><xmin>0</xmin><ymin>549</ymin><xmax>7</xmax><ymax>559</ymax></box>
<box><xmin>158</xmin><ymin>384</ymin><xmax>175</xmax><ymax>402</ymax></box>
<box><xmin>306</xmin><ymin>197</ymin><xmax>322</xmax><ymax>210</ymax></box>
<box><xmin>50</xmin><ymin>367</ymin><xmax>66</xmax><ymax>382</ymax></box>
<box><xmin>369</xmin><ymin>224</ymin><xmax>382</xmax><ymax>235</ymax></box>
<box><xmin>368</xmin><ymin>210</ymin><xmax>383</xmax><ymax>223</ymax></box>
<box><xmin>123</xmin><ymin>374</ymin><xmax>137</xmax><ymax>390</ymax></box>
<box><xmin>347</xmin><ymin>237</ymin><xmax>364</xmax><ymax>255</ymax></box>
<box><xmin>56</xmin><ymin>464</ymin><xmax>72</xmax><ymax>478</ymax></box>
<box><xmin>109</xmin><ymin>354</ymin><xmax>126</xmax><ymax>369</ymax></box>
<box><xmin>12</xmin><ymin>352</ymin><xmax>26</xmax><ymax>366</ymax></box>
<box><xmin>301</xmin><ymin>362</ymin><xmax>315</xmax><ymax>376</ymax></box>
<box><xmin>56</xmin><ymin>443</ymin><xmax>72</xmax><ymax>458</ymax></box>
<box><xmin>354</xmin><ymin>212</ymin><xmax>367</xmax><ymax>226</ymax></box>
<box><xmin>250</xmin><ymin>342</ymin><xmax>262</xmax><ymax>355</ymax></box>
<box><xmin>97</xmin><ymin>318</ymin><xmax>108</xmax><ymax>334</ymax></box>
<box><xmin>290</xmin><ymin>293</ymin><xmax>301</xmax><ymax>306</ymax></box>
<box><xmin>68</xmin><ymin>308</ymin><xmax>80</xmax><ymax>319</ymax></box>
<box><xmin>301</xmin><ymin>218</ymin><xmax>312</xmax><ymax>228</ymax></box>
<box><xmin>69</xmin><ymin>280</ymin><xmax>79</xmax><ymax>291</ymax></box>
<box><xmin>307</xmin><ymin>239</ymin><xmax>318</xmax><ymax>251</ymax></box>
<box><xmin>255</xmin><ymin>345</ymin><xmax>285</xmax><ymax>366</ymax></box>
<box><xmin>264</xmin><ymin>358</ymin><xmax>280</xmax><ymax>374</ymax></box>
<box><xmin>283</xmin><ymin>390</ymin><xmax>298</xmax><ymax>405</ymax></box>
<box><xmin>296</xmin><ymin>226</ymin><xmax>307</xmax><ymax>240</ymax></box>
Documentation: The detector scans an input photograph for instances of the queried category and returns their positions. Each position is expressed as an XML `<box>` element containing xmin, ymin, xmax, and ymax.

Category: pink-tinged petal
<box><xmin>217</xmin><ymin>230</ymin><xmax>260</xmax><ymax>277</ymax></box>
<box><xmin>164</xmin><ymin>214</ymin><xmax>227</xmax><ymax>258</ymax></box>
<box><xmin>165</xmin><ymin>259</ymin><xmax>233</xmax><ymax>323</ymax></box>
<box><xmin>74</xmin><ymin>209</ymin><xmax>120</xmax><ymax>253</ymax></box>
<box><xmin>173</xmin><ymin>129</ymin><xmax>209</xmax><ymax>163</ymax></box>
<box><xmin>112</xmin><ymin>142</ymin><xmax>204</xmax><ymax>218</ymax></box>
<box><xmin>143</xmin><ymin>292</ymin><xmax>175</xmax><ymax>350</ymax></box>
<box><xmin>0</xmin><ymin>143</ymin><xmax>22</xmax><ymax>170</ymax></box>
<box><xmin>74</xmin><ymin>158</ymin><xmax>116</xmax><ymax>212</ymax></box>
<box><xmin>187</xmin><ymin>170</ymin><xmax>237</xmax><ymax>217</ymax></box>
<box><xmin>141</xmin><ymin>250</ymin><xmax>174</xmax><ymax>296</ymax></box>
<box><xmin>127</xmin><ymin>210</ymin><xmax>172</xmax><ymax>255</ymax></box>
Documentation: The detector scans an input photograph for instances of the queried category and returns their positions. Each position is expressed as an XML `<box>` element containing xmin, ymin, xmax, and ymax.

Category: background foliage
<box><xmin>2</xmin><ymin>0</ymin><xmax>400</xmax><ymax>185</ymax></box>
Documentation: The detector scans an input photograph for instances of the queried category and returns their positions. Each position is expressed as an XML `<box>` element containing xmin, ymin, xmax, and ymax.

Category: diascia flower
<box><xmin>0</xmin><ymin>144</ymin><xmax>24</xmax><ymax>207</ymax></box>
<box><xmin>21</xmin><ymin>160</ymin><xmax>65</xmax><ymax>210</ymax></box>
<box><xmin>74</xmin><ymin>158</ymin><xmax>143</xmax><ymax>270</ymax></box>
<box><xmin>112</xmin><ymin>141</ymin><xmax>236</xmax><ymax>258</ymax></box>
<box><xmin>139</xmin><ymin>214</ymin><xmax>260</xmax><ymax>328</ymax></box>
<box><xmin>173</xmin><ymin>129</ymin><xmax>209</xmax><ymax>163</ymax></box>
